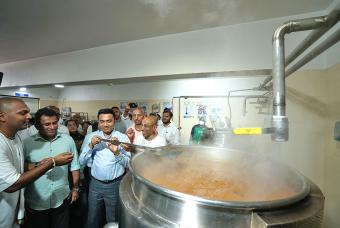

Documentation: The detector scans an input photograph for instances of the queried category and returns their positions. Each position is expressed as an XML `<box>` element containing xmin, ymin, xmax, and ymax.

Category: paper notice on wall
<box><xmin>183</xmin><ymin>101</ymin><xmax>195</xmax><ymax>118</ymax></box>
<box><xmin>196</xmin><ymin>104</ymin><xmax>207</xmax><ymax>117</ymax></box>
<box><xmin>137</xmin><ymin>102</ymin><xmax>148</xmax><ymax>114</ymax></box>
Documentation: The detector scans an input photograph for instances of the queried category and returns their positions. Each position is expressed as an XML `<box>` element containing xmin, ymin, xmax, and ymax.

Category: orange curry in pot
<box><xmin>140</xmin><ymin>155</ymin><xmax>296</xmax><ymax>202</ymax></box>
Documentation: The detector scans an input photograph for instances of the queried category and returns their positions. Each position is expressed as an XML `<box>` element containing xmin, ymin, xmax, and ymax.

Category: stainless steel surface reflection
<box><xmin>119</xmin><ymin>145</ymin><xmax>324</xmax><ymax>228</ymax></box>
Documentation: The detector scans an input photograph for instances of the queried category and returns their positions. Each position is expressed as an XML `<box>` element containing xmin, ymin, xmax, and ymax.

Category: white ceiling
<box><xmin>0</xmin><ymin>0</ymin><xmax>334</xmax><ymax>64</ymax></box>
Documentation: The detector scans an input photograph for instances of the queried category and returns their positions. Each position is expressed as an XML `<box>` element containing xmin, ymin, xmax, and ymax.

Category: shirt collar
<box><xmin>98</xmin><ymin>130</ymin><xmax>116</xmax><ymax>138</ymax></box>
<box><xmin>162</xmin><ymin>121</ymin><xmax>173</xmax><ymax>128</ymax></box>
<box><xmin>34</xmin><ymin>132</ymin><xmax>62</xmax><ymax>142</ymax></box>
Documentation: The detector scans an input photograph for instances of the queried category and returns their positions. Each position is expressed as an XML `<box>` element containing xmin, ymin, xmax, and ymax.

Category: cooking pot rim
<box><xmin>129</xmin><ymin>145</ymin><xmax>311</xmax><ymax>209</ymax></box>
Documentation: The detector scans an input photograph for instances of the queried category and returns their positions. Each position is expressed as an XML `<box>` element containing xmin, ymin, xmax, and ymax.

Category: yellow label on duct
<box><xmin>233</xmin><ymin>127</ymin><xmax>262</xmax><ymax>135</ymax></box>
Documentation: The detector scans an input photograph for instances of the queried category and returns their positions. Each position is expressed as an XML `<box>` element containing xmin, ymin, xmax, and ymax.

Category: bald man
<box><xmin>135</xmin><ymin>115</ymin><xmax>166</xmax><ymax>148</ymax></box>
<box><xmin>0</xmin><ymin>97</ymin><xmax>73</xmax><ymax>228</ymax></box>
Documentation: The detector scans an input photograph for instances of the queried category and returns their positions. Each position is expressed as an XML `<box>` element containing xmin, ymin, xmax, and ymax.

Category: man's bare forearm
<box><xmin>71</xmin><ymin>170</ymin><xmax>80</xmax><ymax>189</ymax></box>
<box><xmin>5</xmin><ymin>159</ymin><xmax>54</xmax><ymax>193</ymax></box>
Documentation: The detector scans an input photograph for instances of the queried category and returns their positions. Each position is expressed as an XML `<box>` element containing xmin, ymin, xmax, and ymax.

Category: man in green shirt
<box><xmin>23</xmin><ymin>107</ymin><xmax>80</xmax><ymax>228</ymax></box>
<box><xmin>0</xmin><ymin>98</ymin><xmax>73</xmax><ymax>228</ymax></box>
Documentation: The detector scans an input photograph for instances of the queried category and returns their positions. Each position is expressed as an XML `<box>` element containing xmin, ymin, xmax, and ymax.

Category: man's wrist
<box><xmin>88</xmin><ymin>142</ymin><xmax>94</xmax><ymax>149</ymax></box>
<box><xmin>51</xmin><ymin>157</ymin><xmax>56</xmax><ymax>167</ymax></box>
<box><xmin>113</xmin><ymin>149</ymin><xmax>120</xmax><ymax>156</ymax></box>
<box><xmin>72</xmin><ymin>187</ymin><xmax>80</xmax><ymax>192</ymax></box>
<box><xmin>47</xmin><ymin>158</ymin><xmax>54</xmax><ymax>169</ymax></box>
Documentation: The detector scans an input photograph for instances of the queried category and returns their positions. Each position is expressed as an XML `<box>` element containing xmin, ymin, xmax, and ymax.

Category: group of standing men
<box><xmin>0</xmin><ymin>97</ymin><xmax>180</xmax><ymax>228</ymax></box>
<box><xmin>0</xmin><ymin>98</ymin><xmax>75</xmax><ymax>228</ymax></box>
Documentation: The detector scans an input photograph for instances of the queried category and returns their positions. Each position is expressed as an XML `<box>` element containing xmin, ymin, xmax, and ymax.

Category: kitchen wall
<box><xmin>323</xmin><ymin>64</ymin><xmax>340</xmax><ymax>228</ymax></box>
<box><xmin>49</xmin><ymin>76</ymin><xmax>267</xmax><ymax>120</ymax></box>
<box><xmin>275</xmin><ymin>63</ymin><xmax>339</xmax><ymax>228</ymax></box>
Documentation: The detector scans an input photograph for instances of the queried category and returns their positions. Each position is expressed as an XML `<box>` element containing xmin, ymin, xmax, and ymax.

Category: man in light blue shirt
<box><xmin>79</xmin><ymin>108</ymin><xmax>130</xmax><ymax>228</ymax></box>
<box><xmin>23</xmin><ymin>108</ymin><xmax>80</xmax><ymax>228</ymax></box>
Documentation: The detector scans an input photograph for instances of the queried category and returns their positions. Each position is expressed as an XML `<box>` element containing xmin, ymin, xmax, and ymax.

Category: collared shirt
<box><xmin>135</xmin><ymin>134</ymin><xmax>167</xmax><ymax>148</ymax></box>
<box><xmin>79</xmin><ymin>130</ymin><xmax>130</xmax><ymax>181</ymax></box>
<box><xmin>18</xmin><ymin>125</ymin><xmax>69</xmax><ymax>141</ymax></box>
<box><xmin>121</xmin><ymin>114</ymin><xmax>133</xmax><ymax>128</ymax></box>
<box><xmin>86</xmin><ymin>125</ymin><xmax>92</xmax><ymax>135</ymax></box>
<box><xmin>0</xmin><ymin>133</ymin><xmax>23</xmax><ymax>228</ymax></box>
<box><xmin>157</xmin><ymin>122</ymin><xmax>180</xmax><ymax>145</ymax></box>
<box><xmin>114</xmin><ymin>119</ymin><xmax>127</xmax><ymax>134</ymax></box>
<box><xmin>23</xmin><ymin>133</ymin><xmax>80</xmax><ymax>210</ymax></box>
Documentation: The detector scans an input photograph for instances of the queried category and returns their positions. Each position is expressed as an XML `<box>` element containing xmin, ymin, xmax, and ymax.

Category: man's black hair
<box><xmin>65</xmin><ymin>119</ymin><xmax>77</xmax><ymax>127</ymax></box>
<box><xmin>34</xmin><ymin>107</ymin><xmax>59</xmax><ymax>128</ymax></box>
<box><xmin>97</xmin><ymin>108</ymin><xmax>114</xmax><ymax>119</ymax></box>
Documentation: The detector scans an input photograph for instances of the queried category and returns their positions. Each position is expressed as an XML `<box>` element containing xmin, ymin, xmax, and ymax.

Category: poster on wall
<box><xmin>183</xmin><ymin>101</ymin><xmax>195</xmax><ymax>118</ymax></box>
<box><xmin>209</xmin><ymin>106</ymin><xmax>228</xmax><ymax>128</ymax></box>
<box><xmin>137</xmin><ymin>102</ymin><xmax>148</xmax><ymax>114</ymax></box>
<box><xmin>196</xmin><ymin>104</ymin><xmax>207</xmax><ymax>117</ymax></box>
<box><xmin>151</xmin><ymin>103</ymin><xmax>160</xmax><ymax>113</ymax></box>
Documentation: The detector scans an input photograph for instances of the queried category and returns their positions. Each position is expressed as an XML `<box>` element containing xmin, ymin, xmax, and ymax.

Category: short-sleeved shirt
<box><xmin>135</xmin><ymin>134</ymin><xmax>167</xmax><ymax>148</ymax></box>
<box><xmin>23</xmin><ymin>132</ymin><xmax>80</xmax><ymax>210</ymax></box>
<box><xmin>114</xmin><ymin>119</ymin><xmax>127</xmax><ymax>134</ymax></box>
<box><xmin>157</xmin><ymin>122</ymin><xmax>180</xmax><ymax>145</ymax></box>
<box><xmin>121</xmin><ymin>114</ymin><xmax>133</xmax><ymax>129</ymax></box>
<box><xmin>0</xmin><ymin>133</ymin><xmax>24</xmax><ymax>228</ymax></box>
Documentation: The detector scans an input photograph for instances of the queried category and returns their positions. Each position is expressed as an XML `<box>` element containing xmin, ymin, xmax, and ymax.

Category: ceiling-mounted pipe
<box><xmin>286</xmin><ymin>6</ymin><xmax>340</xmax><ymax>66</ymax></box>
<box><xmin>259</xmin><ymin>4</ymin><xmax>340</xmax><ymax>90</ymax></box>
<box><xmin>286</xmin><ymin>28</ymin><xmax>340</xmax><ymax>77</ymax></box>
<box><xmin>271</xmin><ymin>12</ymin><xmax>340</xmax><ymax>141</ymax></box>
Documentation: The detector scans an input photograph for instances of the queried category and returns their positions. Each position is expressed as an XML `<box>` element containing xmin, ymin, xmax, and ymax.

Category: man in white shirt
<box><xmin>111</xmin><ymin>106</ymin><xmax>127</xmax><ymax>133</ymax></box>
<box><xmin>135</xmin><ymin>116</ymin><xmax>166</xmax><ymax>148</ymax></box>
<box><xmin>157</xmin><ymin>108</ymin><xmax>180</xmax><ymax>145</ymax></box>
<box><xmin>0</xmin><ymin>97</ymin><xmax>73</xmax><ymax>228</ymax></box>
<box><xmin>121</xmin><ymin>104</ymin><xmax>133</xmax><ymax>128</ymax></box>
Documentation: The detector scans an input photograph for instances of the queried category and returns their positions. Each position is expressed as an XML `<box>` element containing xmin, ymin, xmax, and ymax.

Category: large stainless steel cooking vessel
<box><xmin>119</xmin><ymin>146</ymin><xmax>324</xmax><ymax>228</ymax></box>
